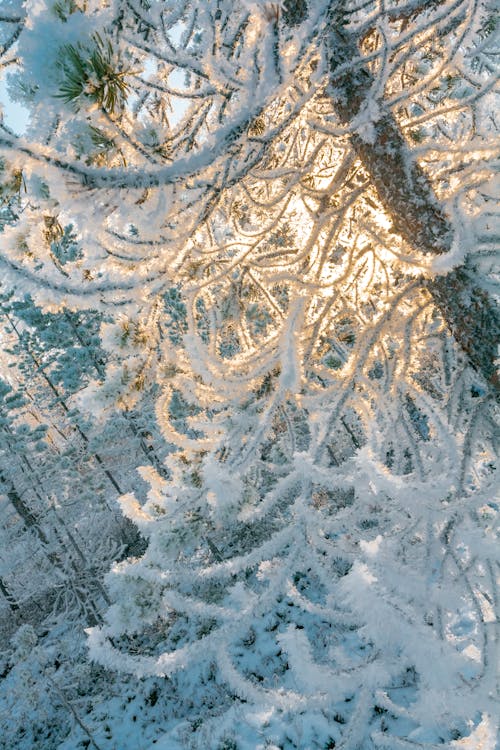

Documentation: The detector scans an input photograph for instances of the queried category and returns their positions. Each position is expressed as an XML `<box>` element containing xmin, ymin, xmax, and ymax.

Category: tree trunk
<box><xmin>321</xmin><ymin>11</ymin><xmax>499</xmax><ymax>392</ymax></box>
<box><xmin>0</xmin><ymin>576</ymin><xmax>19</xmax><ymax>613</ymax></box>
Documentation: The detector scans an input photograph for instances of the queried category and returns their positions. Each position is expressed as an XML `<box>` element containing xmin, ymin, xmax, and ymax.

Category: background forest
<box><xmin>0</xmin><ymin>0</ymin><xmax>498</xmax><ymax>748</ymax></box>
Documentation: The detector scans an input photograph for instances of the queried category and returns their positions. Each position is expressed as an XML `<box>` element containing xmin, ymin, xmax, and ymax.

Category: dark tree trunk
<box><xmin>0</xmin><ymin>576</ymin><xmax>19</xmax><ymax>613</ymax></box>
<box><xmin>318</xmin><ymin>10</ymin><xmax>499</xmax><ymax>392</ymax></box>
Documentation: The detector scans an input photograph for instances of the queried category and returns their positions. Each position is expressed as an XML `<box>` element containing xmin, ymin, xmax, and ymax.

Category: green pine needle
<box><xmin>56</xmin><ymin>33</ymin><xmax>130</xmax><ymax>113</ymax></box>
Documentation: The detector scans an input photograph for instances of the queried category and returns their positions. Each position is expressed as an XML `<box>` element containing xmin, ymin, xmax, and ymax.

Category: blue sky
<box><xmin>0</xmin><ymin>76</ymin><xmax>29</xmax><ymax>134</ymax></box>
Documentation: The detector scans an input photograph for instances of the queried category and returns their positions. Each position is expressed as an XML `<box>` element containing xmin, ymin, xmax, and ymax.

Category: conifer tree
<box><xmin>0</xmin><ymin>1</ymin><xmax>498</xmax><ymax>748</ymax></box>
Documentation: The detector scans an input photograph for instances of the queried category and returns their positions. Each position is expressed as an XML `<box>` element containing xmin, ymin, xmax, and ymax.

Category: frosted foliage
<box><xmin>0</xmin><ymin>0</ymin><xmax>498</xmax><ymax>748</ymax></box>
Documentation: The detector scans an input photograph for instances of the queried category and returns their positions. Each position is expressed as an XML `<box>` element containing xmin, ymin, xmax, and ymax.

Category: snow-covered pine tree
<box><xmin>0</xmin><ymin>299</ymin><xmax>125</xmax><ymax>630</ymax></box>
<box><xmin>0</xmin><ymin>275</ymin><xmax>171</xmax><ymax>748</ymax></box>
<box><xmin>0</xmin><ymin>0</ymin><xmax>498</xmax><ymax>748</ymax></box>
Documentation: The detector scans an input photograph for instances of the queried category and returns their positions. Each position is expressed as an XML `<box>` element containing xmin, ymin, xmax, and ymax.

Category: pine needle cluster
<box><xmin>56</xmin><ymin>33</ymin><xmax>130</xmax><ymax>113</ymax></box>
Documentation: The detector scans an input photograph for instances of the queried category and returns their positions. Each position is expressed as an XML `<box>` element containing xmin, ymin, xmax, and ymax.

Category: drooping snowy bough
<box><xmin>1</xmin><ymin>0</ymin><xmax>498</xmax><ymax>747</ymax></box>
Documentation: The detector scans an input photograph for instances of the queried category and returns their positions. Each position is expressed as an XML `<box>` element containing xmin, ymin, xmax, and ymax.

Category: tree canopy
<box><xmin>0</xmin><ymin>1</ymin><xmax>498</xmax><ymax>748</ymax></box>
